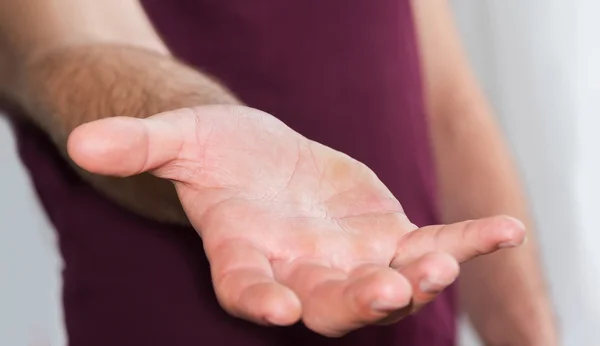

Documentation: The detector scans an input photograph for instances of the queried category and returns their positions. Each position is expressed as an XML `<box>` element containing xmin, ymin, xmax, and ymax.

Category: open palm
<box><xmin>68</xmin><ymin>105</ymin><xmax>525</xmax><ymax>337</ymax></box>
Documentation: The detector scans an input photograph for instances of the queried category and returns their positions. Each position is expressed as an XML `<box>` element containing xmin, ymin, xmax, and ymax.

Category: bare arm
<box><xmin>0</xmin><ymin>0</ymin><xmax>538</xmax><ymax>337</ymax></box>
<box><xmin>412</xmin><ymin>0</ymin><xmax>557</xmax><ymax>345</ymax></box>
<box><xmin>0</xmin><ymin>0</ymin><xmax>240</xmax><ymax>224</ymax></box>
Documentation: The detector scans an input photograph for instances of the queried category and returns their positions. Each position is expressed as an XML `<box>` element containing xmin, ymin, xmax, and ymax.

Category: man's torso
<box><xmin>10</xmin><ymin>1</ymin><xmax>456</xmax><ymax>345</ymax></box>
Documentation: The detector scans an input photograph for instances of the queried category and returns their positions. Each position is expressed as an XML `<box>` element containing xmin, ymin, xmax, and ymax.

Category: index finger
<box><xmin>391</xmin><ymin>215</ymin><xmax>526</xmax><ymax>268</ymax></box>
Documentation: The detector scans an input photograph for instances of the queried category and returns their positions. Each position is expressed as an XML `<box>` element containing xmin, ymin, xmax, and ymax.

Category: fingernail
<box><xmin>498</xmin><ymin>235</ymin><xmax>527</xmax><ymax>249</ymax></box>
<box><xmin>371</xmin><ymin>300</ymin><xmax>403</xmax><ymax>312</ymax></box>
<box><xmin>498</xmin><ymin>241</ymin><xmax>520</xmax><ymax>248</ymax></box>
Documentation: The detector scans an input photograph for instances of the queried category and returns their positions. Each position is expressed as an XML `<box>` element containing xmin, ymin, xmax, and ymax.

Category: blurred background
<box><xmin>0</xmin><ymin>1</ymin><xmax>598</xmax><ymax>345</ymax></box>
<box><xmin>453</xmin><ymin>1</ymin><xmax>599</xmax><ymax>345</ymax></box>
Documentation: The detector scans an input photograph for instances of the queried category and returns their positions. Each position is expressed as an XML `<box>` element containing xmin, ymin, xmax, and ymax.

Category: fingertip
<box><xmin>416</xmin><ymin>253</ymin><xmax>459</xmax><ymax>294</ymax></box>
<box><xmin>379</xmin><ymin>274</ymin><xmax>413</xmax><ymax>309</ymax></box>
<box><xmin>358</xmin><ymin>269</ymin><xmax>412</xmax><ymax>313</ymax></box>
<box><xmin>262</xmin><ymin>286</ymin><xmax>302</xmax><ymax>326</ymax></box>
<box><xmin>235</xmin><ymin>280</ymin><xmax>302</xmax><ymax>327</ymax></box>
<box><xmin>504</xmin><ymin>215</ymin><xmax>526</xmax><ymax>230</ymax></box>
<box><xmin>490</xmin><ymin>215</ymin><xmax>527</xmax><ymax>248</ymax></box>
<box><xmin>67</xmin><ymin>117</ymin><xmax>149</xmax><ymax>176</ymax></box>
<box><xmin>66</xmin><ymin>122</ymin><xmax>91</xmax><ymax>166</ymax></box>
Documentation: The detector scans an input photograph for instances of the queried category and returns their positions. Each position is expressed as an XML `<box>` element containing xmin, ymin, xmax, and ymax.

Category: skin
<box><xmin>68</xmin><ymin>105</ymin><xmax>526</xmax><ymax>336</ymax></box>
<box><xmin>0</xmin><ymin>0</ymin><xmax>556</xmax><ymax>343</ymax></box>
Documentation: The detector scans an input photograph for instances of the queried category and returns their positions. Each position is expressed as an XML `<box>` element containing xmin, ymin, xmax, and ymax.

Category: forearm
<box><xmin>412</xmin><ymin>0</ymin><xmax>557</xmax><ymax>344</ymax></box>
<box><xmin>16</xmin><ymin>44</ymin><xmax>239</xmax><ymax>149</ymax></box>
<box><xmin>0</xmin><ymin>1</ymin><xmax>246</xmax><ymax>224</ymax></box>
<box><xmin>430</xmin><ymin>83</ymin><xmax>557</xmax><ymax>345</ymax></box>
<box><xmin>14</xmin><ymin>44</ymin><xmax>241</xmax><ymax>224</ymax></box>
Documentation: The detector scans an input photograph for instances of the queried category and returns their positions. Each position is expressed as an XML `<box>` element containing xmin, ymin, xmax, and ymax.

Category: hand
<box><xmin>68</xmin><ymin>105</ymin><xmax>526</xmax><ymax>337</ymax></box>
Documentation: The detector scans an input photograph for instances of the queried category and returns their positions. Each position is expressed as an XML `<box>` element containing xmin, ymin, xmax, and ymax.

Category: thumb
<box><xmin>67</xmin><ymin>108</ymin><xmax>194</xmax><ymax>178</ymax></box>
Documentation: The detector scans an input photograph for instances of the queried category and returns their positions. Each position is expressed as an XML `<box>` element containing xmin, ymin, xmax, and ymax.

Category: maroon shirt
<box><xmin>10</xmin><ymin>0</ymin><xmax>456</xmax><ymax>345</ymax></box>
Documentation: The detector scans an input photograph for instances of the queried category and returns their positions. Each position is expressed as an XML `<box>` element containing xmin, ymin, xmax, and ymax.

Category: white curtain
<box><xmin>452</xmin><ymin>1</ymin><xmax>600</xmax><ymax>345</ymax></box>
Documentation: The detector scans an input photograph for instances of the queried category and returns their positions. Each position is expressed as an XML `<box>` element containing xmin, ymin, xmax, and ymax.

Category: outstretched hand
<box><xmin>68</xmin><ymin>105</ymin><xmax>525</xmax><ymax>337</ymax></box>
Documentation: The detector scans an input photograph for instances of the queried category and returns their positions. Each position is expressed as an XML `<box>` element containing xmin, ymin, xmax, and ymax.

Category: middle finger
<box><xmin>273</xmin><ymin>260</ymin><xmax>413</xmax><ymax>337</ymax></box>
